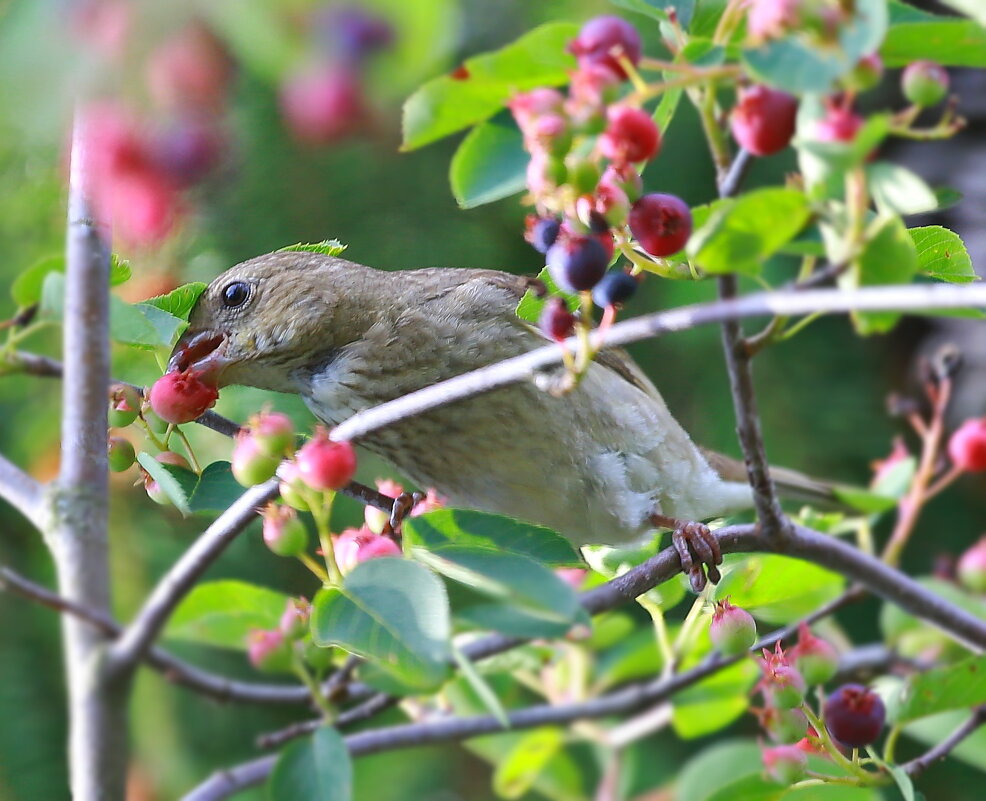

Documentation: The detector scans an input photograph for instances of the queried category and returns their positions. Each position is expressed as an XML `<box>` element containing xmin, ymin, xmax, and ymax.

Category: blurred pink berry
<box><xmin>334</xmin><ymin>527</ymin><xmax>400</xmax><ymax>574</ymax></box>
<box><xmin>508</xmin><ymin>88</ymin><xmax>564</xmax><ymax>136</ymax></box>
<box><xmin>262</xmin><ymin>504</ymin><xmax>309</xmax><ymax>557</ymax></box>
<box><xmin>710</xmin><ymin>598</ymin><xmax>757</xmax><ymax>656</ymax></box>
<box><xmin>277</xmin><ymin>461</ymin><xmax>310</xmax><ymax>512</ymax></box>
<box><xmin>279</xmin><ymin>597</ymin><xmax>312</xmax><ymax>640</ymax></box>
<box><xmin>247</xmin><ymin>629</ymin><xmax>286</xmax><ymax>672</ymax></box>
<box><xmin>791</xmin><ymin>622</ymin><xmax>839</xmax><ymax>685</ymax></box>
<box><xmin>556</xmin><ymin>568</ymin><xmax>587</xmax><ymax>589</ymax></box>
<box><xmin>948</xmin><ymin>418</ymin><xmax>986</xmax><ymax>472</ymax></box>
<box><xmin>813</xmin><ymin>105</ymin><xmax>864</xmax><ymax>143</ymax></box>
<box><xmin>870</xmin><ymin>437</ymin><xmax>909</xmax><ymax>487</ymax></box>
<box><xmin>248</xmin><ymin>410</ymin><xmax>295</xmax><ymax>458</ymax></box>
<box><xmin>730</xmin><ymin>86</ymin><xmax>798</xmax><ymax>156</ymax></box>
<box><xmin>296</xmin><ymin>428</ymin><xmax>357</xmax><ymax>491</ymax></box>
<box><xmin>746</xmin><ymin>0</ymin><xmax>801</xmax><ymax>40</ymax></box>
<box><xmin>758</xmin><ymin>643</ymin><xmax>806</xmax><ymax>708</ymax></box>
<box><xmin>280</xmin><ymin>64</ymin><xmax>365</xmax><ymax>145</ymax></box>
<box><xmin>762</xmin><ymin>744</ymin><xmax>807</xmax><ymax>785</ymax></box>
<box><xmin>599</xmin><ymin>106</ymin><xmax>660</xmax><ymax>164</ymax></box>
<box><xmin>957</xmin><ymin>536</ymin><xmax>986</xmax><ymax>592</ymax></box>
<box><xmin>146</xmin><ymin>22</ymin><xmax>234</xmax><ymax>113</ymax></box>
<box><xmin>568</xmin><ymin>16</ymin><xmax>641</xmax><ymax>79</ymax></box>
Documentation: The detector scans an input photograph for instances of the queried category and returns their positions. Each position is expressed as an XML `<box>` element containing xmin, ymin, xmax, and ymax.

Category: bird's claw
<box><xmin>652</xmin><ymin>513</ymin><xmax>723</xmax><ymax>593</ymax></box>
<box><xmin>381</xmin><ymin>491</ymin><xmax>425</xmax><ymax>538</ymax></box>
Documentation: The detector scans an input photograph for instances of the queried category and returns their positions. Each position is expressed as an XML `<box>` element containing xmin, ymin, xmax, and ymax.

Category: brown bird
<box><xmin>168</xmin><ymin>251</ymin><xmax>834</xmax><ymax>589</ymax></box>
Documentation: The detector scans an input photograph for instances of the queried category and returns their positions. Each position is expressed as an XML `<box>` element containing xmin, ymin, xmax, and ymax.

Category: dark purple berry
<box><xmin>539</xmin><ymin>297</ymin><xmax>575</xmax><ymax>342</ymax></box>
<box><xmin>568</xmin><ymin>16</ymin><xmax>641</xmax><ymax>80</ymax></box>
<box><xmin>526</xmin><ymin>216</ymin><xmax>561</xmax><ymax>254</ymax></box>
<box><xmin>316</xmin><ymin>6</ymin><xmax>394</xmax><ymax>64</ymax></box>
<box><xmin>823</xmin><ymin>684</ymin><xmax>885</xmax><ymax>747</ymax></box>
<box><xmin>592</xmin><ymin>271</ymin><xmax>638</xmax><ymax>308</ymax></box>
<box><xmin>547</xmin><ymin>234</ymin><xmax>608</xmax><ymax>292</ymax></box>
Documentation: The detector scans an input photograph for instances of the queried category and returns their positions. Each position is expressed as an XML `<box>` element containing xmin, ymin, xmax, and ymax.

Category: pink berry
<box><xmin>949</xmin><ymin>418</ymin><xmax>986</xmax><ymax>471</ymax></box>
<box><xmin>759</xmin><ymin>643</ymin><xmax>806</xmax><ymax>709</ymax></box>
<box><xmin>157</xmin><ymin>451</ymin><xmax>191</xmax><ymax>470</ymax></box>
<box><xmin>110</xmin><ymin>169</ymin><xmax>183</xmax><ymax>246</ymax></box>
<box><xmin>813</xmin><ymin>106</ymin><xmax>864</xmax><ymax>143</ymax></box>
<box><xmin>599</xmin><ymin>106</ymin><xmax>660</xmax><ymax>164</ymax></box>
<box><xmin>107</xmin><ymin>437</ymin><xmax>136</xmax><ymax>473</ymax></box>
<box><xmin>146</xmin><ymin>22</ymin><xmax>234</xmax><ymax>113</ymax></box>
<box><xmin>709</xmin><ymin>598</ymin><xmax>758</xmax><ymax>656</ymax></box>
<box><xmin>555</xmin><ymin>568</ymin><xmax>587</xmax><ymax>589</ymax></box>
<box><xmin>334</xmin><ymin>527</ymin><xmax>400</xmax><ymax>574</ymax></box>
<box><xmin>248</xmin><ymin>410</ymin><xmax>295</xmax><ymax>458</ymax></box>
<box><xmin>957</xmin><ymin>536</ymin><xmax>986</xmax><ymax>592</ymax></box>
<box><xmin>791</xmin><ymin>622</ymin><xmax>839</xmax><ymax>685</ymax></box>
<box><xmin>539</xmin><ymin>297</ymin><xmax>576</xmax><ymax>342</ymax></box>
<box><xmin>601</xmin><ymin>162</ymin><xmax>642</xmax><ymax>202</ymax></box>
<box><xmin>902</xmin><ymin>60</ymin><xmax>949</xmax><ymax>108</ymax></box>
<box><xmin>629</xmin><ymin>193</ymin><xmax>692</xmax><ymax>257</ymax></box>
<box><xmin>262</xmin><ymin>504</ymin><xmax>309</xmax><ymax>557</ymax></box>
<box><xmin>107</xmin><ymin>383</ymin><xmax>140</xmax><ymax>428</ymax></box>
<box><xmin>762</xmin><ymin>745</ymin><xmax>807</xmax><ymax>785</ymax></box>
<box><xmin>149</xmin><ymin>370</ymin><xmax>219</xmax><ymax>424</ymax></box>
<box><xmin>746</xmin><ymin>0</ymin><xmax>801</xmax><ymax>40</ymax></box>
<box><xmin>568</xmin><ymin>16</ymin><xmax>641</xmax><ymax>79</ymax></box>
<box><xmin>279</xmin><ymin>64</ymin><xmax>365</xmax><ymax>145</ymax></box>
<box><xmin>279</xmin><ymin>597</ymin><xmax>312</xmax><ymax>640</ymax></box>
<box><xmin>730</xmin><ymin>86</ymin><xmax>798</xmax><ymax>156</ymax></box>
<box><xmin>231</xmin><ymin>431</ymin><xmax>280</xmax><ymax>487</ymax></box>
<box><xmin>823</xmin><ymin>684</ymin><xmax>885</xmax><ymax>747</ymax></box>
<box><xmin>358</xmin><ymin>535</ymin><xmax>401</xmax><ymax>561</ymax></box>
<box><xmin>296</xmin><ymin>428</ymin><xmax>357</xmax><ymax>491</ymax></box>
<box><xmin>410</xmin><ymin>488</ymin><xmax>444</xmax><ymax>517</ymax></box>
<box><xmin>247</xmin><ymin>629</ymin><xmax>287</xmax><ymax>672</ymax></box>
<box><xmin>508</xmin><ymin>88</ymin><xmax>565</xmax><ymax>136</ymax></box>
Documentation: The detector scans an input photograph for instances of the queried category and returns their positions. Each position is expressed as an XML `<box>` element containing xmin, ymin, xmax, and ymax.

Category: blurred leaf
<box><xmin>136</xmin><ymin>452</ymin><xmax>197</xmax><ymax>516</ymax></box>
<box><xmin>277</xmin><ymin>240</ymin><xmax>348</xmax><ymax>258</ymax></box>
<box><xmin>830</xmin><ymin>486</ymin><xmax>898</xmax><ymax>514</ymax></box>
<box><xmin>674</xmin><ymin>739</ymin><xmax>762</xmax><ymax>801</ymax></box>
<box><xmin>414</xmin><ymin>546</ymin><xmax>581</xmax><ymax>624</ymax></box>
<box><xmin>781</xmin><ymin>785</ymin><xmax>880</xmax><ymax>801</ymax></box>
<box><xmin>450</xmin><ymin>117</ymin><xmax>528</xmax><ymax>208</ymax></box>
<box><xmin>205</xmin><ymin>0</ymin><xmax>295</xmax><ymax>82</ymax></box>
<box><xmin>608</xmin><ymin>0</ymin><xmax>673</xmax><ymax>24</ymax></box>
<box><xmin>872</xmin><ymin>455</ymin><xmax>917</xmax><ymax>500</ymax></box>
<box><xmin>705</xmin><ymin>774</ymin><xmax>783</xmax><ymax>801</ymax></box>
<box><xmin>141</xmin><ymin>282</ymin><xmax>208</xmax><ymax>320</ymax></box>
<box><xmin>451</xmin><ymin>642</ymin><xmax>508</xmax><ymax>726</ymax></box>
<box><xmin>713</xmin><ymin>554</ymin><xmax>845</xmax><ymax>623</ymax></box>
<box><xmin>402</xmin><ymin>22</ymin><xmax>578</xmax><ymax>150</ymax></box>
<box><xmin>671</xmin><ymin>659</ymin><xmax>759</xmax><ymax>738</ymax></box>
<box><xmin>188</xmin><ymin>461</ymin><xmax>246</xmax><ymax>514</ymax></box>
<box><xmin>866</xmin><ymin>163</ymin><xmax>938</xmax><ymax>216</ymax></box>
<box><xmin>934</xmin><ymin>186</ymin><xmax>963</xmax><ymax>210</ymax></box>
<box><xmin>593</xmin><ymin>625</ymin><xmax>663</xmax><ymax>691</ymax></box>
<box><xmin>909</xmin><ymin>226</ymin><xmax>976</xmax><ymax>283</ymax></box>
<box><xmin>404</xmin><ymin>509</ymin><xmax>581</xmax><ymax>567</ymax></box>
<box><xmin>493</xmin><ymin>728</ymin><xmax>565</xmax><ymax>800</ymax></box>
<box><xmin>110</xmin><ymin>254</ymin><xmax>131</xmax><ymax>286</ymax></box>
<box><xmin>743</xmin><ymin>0</ymin><xmax>887</xmax><ymax>92</ymax></box>
<box><xmin>687</xmin><ymin>188</ymin><xmax>809</xmax><ymax>275</ymax></box>
<box><xmin>515</xmin><ymin>267</ymin><xmax>579</xmax><ymax>325</ymax></box>
<box><xmin>882</xmin><ymin>21</ymin><xmax>986</xmax><ymax>67</ymax></box>
<box><xmin>311</xmin><ymin>558</ymin><xmax>451</xmax><ymax>691</ymax></box>
<box><xmin>845</xmin><ymin>214</ymin><xmax>918</xmax><ymax>335</ymax></box>
<box><xmin>11</xmin><ymin>255</ymin><xmax>62</xmax><ymax>307</ymax></box>
<box><xmin>880</xmin><ymin>576</ymin><xmax>986</xmax><ymax>654</ymax></box>
<box><xmin>268</xmin><ymin>726</ymin><xmax>352</xmax><ymax>801</ymax></box>
<box><xmin>654</xmin><ymin>84</ymin><xmax>683</xmax><ymax>135</ymax></box>
<box><xmin>895</xmin><ymin>655</ymin><xmax>986</xmax><ymax>723</ymax></box>
<box><xmin>165</xmin><ymin>579</ymin><xmax>288</xmax><ymax>650</ymax></box>
<box><xmin>889</xmin><ymin>0</ymin><xmax>938</xmax><ymax>24</ymax></box>
<box><xmin>449</xmin><ymin>580</ymin><xmax>579</xmax><ymax>638</ymax></box>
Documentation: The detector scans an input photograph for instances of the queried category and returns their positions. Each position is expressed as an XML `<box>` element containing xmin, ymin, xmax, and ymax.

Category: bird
<box><xmin>168</xmin><ymin>250</ymin><xmax>835</xmax><ymax>590</ymax></box>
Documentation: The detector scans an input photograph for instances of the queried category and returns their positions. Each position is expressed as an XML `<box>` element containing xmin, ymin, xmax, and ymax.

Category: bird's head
<box><xmin>167</xmin><ymin>251</ymin><xmax>377</xmax><ymax>392</ymax></box>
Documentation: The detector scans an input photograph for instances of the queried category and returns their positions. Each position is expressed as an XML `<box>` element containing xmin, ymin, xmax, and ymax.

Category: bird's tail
<box><xmin>702</xmin><ymin>449</ymin><xmax>846</xmax><ymax>510</ymax></box>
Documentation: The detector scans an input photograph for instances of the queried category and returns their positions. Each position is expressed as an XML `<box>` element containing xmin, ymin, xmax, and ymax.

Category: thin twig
<box><xmin>106</xmin><ymin>479</ymin><xmax>281</xmax><ymax>677</ymax></box>
<box><xmin>901</xmin><ymin>706</ymin><xmax>986</xmax><ymax>777</ymax></box>
<box><xmin>0</xmin><ymin>452</ymin><xmax>44</xmax><ymax>529</ymax></box>
<box><xmin>329</xmin><ymin>282</ymin><xmax>986</xmax><ymax>445</ymax></box>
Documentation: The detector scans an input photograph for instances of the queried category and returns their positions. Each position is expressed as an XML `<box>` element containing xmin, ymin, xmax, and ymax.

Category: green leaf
<box><xmin>11</xmin><ymin>255</ymin><xmax>63</xmax><ymax>307</ymax></box>
<box><xmin>909</xmin><ymin>226</ymin><xmax>977</xmax><ymax>283</ymax></box>
<box><xmin>277</xmin><ymin>239</ymin><xmax>348</xmax><ymax>258</ymax></box>
<box><xmin>451</xmin><ymin>642</ymin><xmax>509</xmax><ymax>727</ymax></box>
<box><xmin>593</xmin><ymin>626</ymin><xmax>662</xmax><ymax>691</ymax></box>
<box><xmin>134</xmin><ymin>303</ymin><xmax>187</xmax><ymax>348</ymax></box>
<box><xmin>671</xmin><ymin>660</ymin><xmax>759</xmax><ymax>738</ymax></box>
<box><xmin>743</xmin><ymin>0</ymin><xmax>887</xmax><ymax>93</ymax></box>
<box><xmin>713</xmin><ymin>554</ymin><xmax>845</xmax><ymax>623</ymax></box>
<box><xmin>493</xmin><ymin>728</ymin><xmax>565</xmax><ymax>800</ymax></box>
<box><xmin>414</xmin><ymin>546</ymin><xmax>581</xmax><ymax>625</ymax></box>
<box><xmin>653</xmin><ymin>84</ymin><xmax>683</xmax><ymax>136</ymax></box>
<box><xmin>782</xmin><ymin>785</ymin><xmax>880</xmax><ymax>801</ymax></box>
<box><xmin>268</xmin><ymin>726</ymin><xmax>352</xmax><ymax>801</ymax></box>
<box><xmin>311</xmin><ymin>558</ymin><xmax>451</xmax><ymax>691</ymax></box>
<box><xmin>830</xmin><ymin>486</ymin><xmax>898</xmax><ymax>514</ymax></box>
<box><xmin>515</xmin><ymin>267</ymin><xmax>579</xmax><ymax>325</ymax></box>
<box><xmin>866</xmin><ymin>163</ymin><xmax>938</xmax><ymax>216</ymax></box>
<box><xmin>188</xmin><ymin>461</ymin><xmax>248</xmax><ymax>514</ymax></box>
<box><xmin>450</xmin><ymin>117</ymin><xmax>528</xmax><ymax>208</ymax></box>
<box><xmin>675</xmin><ymin>739</ymin><xmax>762</xmax><ymax>801</ymax></box>
<box><xmin>136</xmin><ymin>452</ymin><xmax>197</xmax><ymax>516</ymax></box>
<box><xmin>865</xmin><ymin>747</ymin><xmax>915</xmax><ymax>801</ymax></box>
<box><xmin>882</xmin><ymin>21</ymin><xmax>986</xmax><ymax>67</ymax></box>
<box><xmin>608</xmin><ymin>0</ymin><xmax>672</xmax><ymax>24</ymax></box>
<box><xmin>449</xmin><ymin>581</ymin><xmax>578</xmax><ymax>639</ymax></box>
<box><xmin>687</xmin><ymin>188</ymin><xmax>810</xmax><ymax>275</ymax></box>
<box><xmin>705</xmin><ymin>775</ymin><xmax>783</xmax><ymax>801</ymax></box>
<box><xmin>404</xmin><ymin>508</ymin><xmax>581</xmax><ymax>567</ymax></box>
<box><xmin>165</xmin><ymin>579</ymin><xmax>289</xmax><ymax>650</ymax></box>
<box><xmin>896</xmin><ymin>655</ymin><xmax>986</xmax><ymax>723</ymax></box>
<box><xmin>844</xmin><ymin>214</ymin><xmax>919</xmax><ymax>335</ymax></box>
<box><xmin>141</xmin><ymin>282</ymin><xmax>208</xmax><ymax>320</ymax></box>
<box><xmin>110</xmin><ymin>254</ymin><xmax>131</xmax><ymax>286</ymax></box>
<box><xmin>401</xmin><ymin>22</ymin><xmax>578</xmax><ymax>150</ymax></box>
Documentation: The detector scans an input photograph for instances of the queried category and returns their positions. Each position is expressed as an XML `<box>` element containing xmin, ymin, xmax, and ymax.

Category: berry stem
<box><xmin>298</xmin><ymin>552</ymin><xmax>330</xmax><ymax>583</ymax></box>
<box><xmin>696</xmin><ymin>84</ymin><xmax>733</xmax><ymax>178</ymax></box>
<box><xmin>617</xmin><ymin>240</ymin><xmax>693</xmax><ymax>280</ymax></box>
<box><xmin>136</xmin><ymin>414</ymin><xmax>168</xmax><ymax>453</ymax></box>
<box><xmin>711</xmin><ymin>0</ymin><xmax>747</xmax><ymax>45</ymax></box>
<box><xmin>302</xmin><ymin>486</ymin><xmax>343</xmax><ymax>585</ymax></box>
<box><xmin>626</xmin><ymin>65</ymin><xmax>742</xmax><ymax>106</ymax></box>
<box><xmin>638</xmin><ymin>596</ymin><xmax>676</xmax><ymax>673</ymax></box>
<box><xmin>173</xmin><ymin>426</ymin><xmax>202</xmax><ymax>474</ymax></box>
<box><xmin>801</xmin><ymin>703</ymin><xmax>872</xmax><ymax>782</ymax></box>
<box><xmin>291</xmin><ymin>651</ymin><xmax>336</xmax><ymax>721</ymax></box>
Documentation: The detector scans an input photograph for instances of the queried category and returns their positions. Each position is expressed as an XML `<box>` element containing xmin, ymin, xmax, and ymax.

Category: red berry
<box><xmin>730</xmin><ymin>86</ymin><xmax>798</xmax><ymax>157</ymax></box>
<box><xmin>709</xmin><ymin>598</ymin><xmax>757</xmax><ymax>656</ymax></box>
<box><xmin>599</xmin><ymin>106</ymin><xmax>660</xmax><ymax>164</ymax></box>
<box><xmin>539</xmin><ymin>297</ymin><xmax>576</xmax><ymax>342</ymax></box>
<box><xmin>813</xmin><ymin>106</ymin><xmax>864</xmax><ymax>143</ymax></box>
<box><xmin>949</xmin><ymin>418</ymin><xmax>986</xmax><ymax>471</ymax></box>
<box><xmin>762</xmin><ymin>745</ymin><xmax>807</xmax><ymax>785</ymax></box>
<box><xmin>279</xmin><ymin>65</ymin><xmax>365</xmax><ymax>145</ymax></box>
<box><xmin>107</xmin><ymin>437</ymin><xmax>136</xmax><ymax>472</ymax></box>
<box><xmin>149</xmin><ymin>370</ymin><xmax>219</xmax><ymax>424</ymax></box>
<box><xmin>823</xmin><ymin>684</ymin><xmax>885</xmax><ymax>747</ymax></box>
<box><xmin>629</xmin><ymin>193</ymin><xmax>692</xmax><ymax>257</ymax></box>
<box><xmin>902</xmin><ymin>60</ymin><xmax>949</xmax><ymax>108</ymax></box>
<box><xmin>296</xmin><ymin>428</ymin><xmax>357</xmax><ymax>491</ymax></box>
<box><xmin>107</xmin><ymin>383</ymin><xmax>140</xmax><ymax>428</ymax></box>
<box><xmin>157</xmin><ymin>451</ymin><xmax>191</xmax><ymax>470</ymax></box>
<box><xmin>791</xmin><ymin>622</ymin><xmax>839</xmax><ymax>686</ymax></box>
<box><xmin>547</xmin><ymin>233</ymin><xmax>609</xmax><ymax>292</ymax></box>
<box><xmin>279</xmin><ymin>597</ymin><xmax>312</xmax><ymax>640</ymax></box>
<box><xmin>143</xmin><ymin>452</ymin><xmax>188</xmax><ymax>505</ymax></box>
<box><xmin>231</xmin><ymin>431</ymin><xmax>280</xmax><ymax>487</ymax></box>
<box><xmin>957</xmin><ymin>536</ymin><xmax>986</xmax><ymax>592</ymax></box>
<box><xmin>262</xmin><ymin>504</ymin><xmax>309</xmax><ymax>557</ymax></box>
<box><xmin>568</xmin><ymin>16</ymin><xmax>641</xmax><ymax>79</ymax></box>
<box><xmin>146</xmin><ymin>22</ymin><xmax>234</xmax><ymax>113</ymax></box>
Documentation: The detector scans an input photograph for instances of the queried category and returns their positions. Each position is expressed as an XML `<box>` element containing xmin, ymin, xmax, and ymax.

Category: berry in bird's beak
<box><xmin>167</xmin><ymin>329</ymin><xmax>228</xmax><ymax>379</ymax></box>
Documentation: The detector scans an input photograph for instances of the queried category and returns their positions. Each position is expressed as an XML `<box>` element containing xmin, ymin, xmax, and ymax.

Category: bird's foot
<box><xmin>381</xmin><ymin>491</ymin><xmax>425</xmax><ymax>539</ymax></box>
<box><xmin>650</xmin><ymin>513</ymin><xmax>723</xmax><ymax>593</ymax></box>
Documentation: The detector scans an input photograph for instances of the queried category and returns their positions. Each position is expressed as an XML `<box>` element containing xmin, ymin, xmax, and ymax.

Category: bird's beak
<box><xmin>167</xmin><ymin>329</ymin><xmax>230</xmax><ymax>382</ymax></box>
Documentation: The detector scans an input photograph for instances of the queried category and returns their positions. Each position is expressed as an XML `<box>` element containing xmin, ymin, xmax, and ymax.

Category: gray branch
<box><xmin>106</xmin><ymin>479</ymin><xmax>280</xmax><ymax>676</ymax></box>
<box><xmin>902</xmin><ymin>706</ymin><xmax>986</xmax><ymax>777</ymax></box>
<box><xmin>0</xmin><ymin>452</ymin><xmax>44</xmax><ymax>529</ymax></box>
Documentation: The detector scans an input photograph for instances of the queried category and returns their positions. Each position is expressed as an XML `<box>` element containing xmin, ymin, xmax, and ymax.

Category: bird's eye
<box><xmin>221</xmin><ymin>281</ymin><xmax>251</xmax><ymax>308</ymax></box>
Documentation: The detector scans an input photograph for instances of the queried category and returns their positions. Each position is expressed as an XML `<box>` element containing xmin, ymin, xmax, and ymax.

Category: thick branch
<box><xmin>106</xmin><ymin>479</ymin><xmax>280</xmax><ymax>676</ymax></box>
<box><xmin>902</xmin><ymin>706</ymin><xmax>986</xmax><ymax>777</ymax></box>
<box><xmin>329</xmin><ymin>282</ymin><xmax>986</xmax><ymax>444</ymax></box>
<box><xmin>0</xmin><ymin>452</ymin><xmax>44</xmax><ymax>529</ymax></box>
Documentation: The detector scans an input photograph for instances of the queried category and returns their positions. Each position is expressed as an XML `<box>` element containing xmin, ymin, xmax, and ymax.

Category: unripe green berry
<box><xmin>262</xmin><ymin>504</ymin><xmax>309</xmax><ymax>557</ymax></box>
<box><xmin>231</xmin><ymin>431</ymin><xmax>279</xmax><ymax>487</ymax></box>
<box><xmin>762</xmin><ymin>745</ymin><xmax>807</xmax><ymax>785</ymax></box>
<box><xmin>107</xmin><ymin>437</ymin><xmax>136</xmax><ymax>472</ymax></box>
<box><xmin>709</xmin><ymin>598</ymin><xmax>757</xmax><ymax>656</ymax></box>
<box><xmin>248</xmin><ymin>410</ymin><xmax>295</xmax><ymax>458</ymax></box>
<box><xmin>567</xmin><ymin>157</ymin><xmax>600</xmax><ymax>196</ymax></box>
<box><xmin>791</xmin><ymin>622</ymin><xmax>839</xmax><ymax>685</ymax></box>
<box><xmin>902</xmin><ymin>60</ymin><xmax>949</xmax><ymax>108</ymax></box>
<box><xmin>957</xmin><ymin>536</ymin><xmax>986</xmax><ymax>593</ymax></box>
<box><xmin>108</xmin><ymin>384</ymin><xmax>141</xmax><ymax>428</ymax></box>
<box><xmin>140</xmin><ymin>400</ymin><xmax>170</xmax><ymax>435</ymax></box>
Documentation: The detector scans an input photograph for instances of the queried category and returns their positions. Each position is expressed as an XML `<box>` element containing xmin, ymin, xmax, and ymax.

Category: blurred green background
<box><xmin>0</xmin><ymin>0</ymin><xmax>984</xmax><ymax>799</ymax></box>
